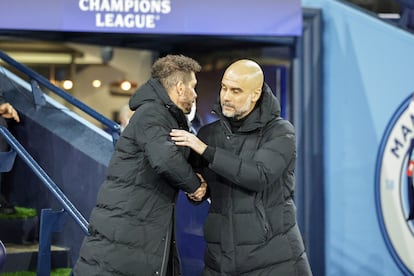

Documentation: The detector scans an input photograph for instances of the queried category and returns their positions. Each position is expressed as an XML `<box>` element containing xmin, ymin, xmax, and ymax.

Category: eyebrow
<box><xmin>222</xmin><ymin>83</ymin><xmax>242</xmax><ymax>90</ymax></box>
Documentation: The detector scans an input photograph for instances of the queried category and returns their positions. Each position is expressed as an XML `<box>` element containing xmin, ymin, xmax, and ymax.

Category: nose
<box><xmin>221</xmin><ymin>89</ymin><xmax>230</xmax><ymax>101</ymax></box>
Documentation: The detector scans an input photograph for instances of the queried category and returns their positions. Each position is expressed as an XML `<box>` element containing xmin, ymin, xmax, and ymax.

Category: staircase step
<box><xmin>2</xmin><ymin>243</ymin><xmax>71</xmax><ymax>273</ymax></box>
<box><xmin>0</xmin><ymin>206</ymin><xmax>38</xmax><ymax>244</ymax></box>
<box><xmin>0</xmin><ymin>217</ymin><xmax>38</xmax><ymax>244</ymax></box>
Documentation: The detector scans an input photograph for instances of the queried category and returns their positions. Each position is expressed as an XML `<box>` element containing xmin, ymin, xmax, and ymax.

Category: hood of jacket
<box><xmin>129</xmin><ymin>78</ymin><xmax>188</xmax><ymax>129</ymax></box>
<box><xmin>129</xmin><ymin>78</ymin><xmax>174</xmax><ymax>111</ymax></box>
<box><xmin>213</xmin><ymin>82</ymin><xmax>281</xmax><ymax>132</ymax></box>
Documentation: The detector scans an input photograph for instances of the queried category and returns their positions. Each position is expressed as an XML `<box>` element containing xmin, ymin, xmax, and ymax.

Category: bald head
<box><xmin>220</xmin><ymin>59</ymin><xmax>264</xmax><ymax>120</ymax></box>
<box><xmin>224</xmin><ymin>59</ymin><xmax>264</xmax><ymax>92</ymax></box>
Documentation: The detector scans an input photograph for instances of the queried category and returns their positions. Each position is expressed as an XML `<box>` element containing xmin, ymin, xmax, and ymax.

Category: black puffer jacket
<box><xmin>73</xmin><ymin>79</ymin><xmax>201</xmax><ymax>276</ymax></box>
<box><xmin>194</xmin><ymin>84</ymin><xmax>312</xmax><ymax>275</ymax></box>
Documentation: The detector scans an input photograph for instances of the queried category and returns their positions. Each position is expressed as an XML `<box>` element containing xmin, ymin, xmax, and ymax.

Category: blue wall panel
<box><xmin>302</xmin><ymin>1</ymin><xmax>414</xmax><ymax>275</ymax></box>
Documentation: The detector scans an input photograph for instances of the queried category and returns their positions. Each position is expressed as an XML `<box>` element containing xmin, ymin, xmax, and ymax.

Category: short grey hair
<box><xmin>151</xmin><ymin>55</ymin><xmax>201</xmax><ymax>90</ymax></box>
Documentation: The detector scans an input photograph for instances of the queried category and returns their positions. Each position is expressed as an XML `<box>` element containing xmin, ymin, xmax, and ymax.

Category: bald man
<box><xmin>171</xmin><ymin>59</ymin><xmax>312</xmax><ymax>275</ymax></box>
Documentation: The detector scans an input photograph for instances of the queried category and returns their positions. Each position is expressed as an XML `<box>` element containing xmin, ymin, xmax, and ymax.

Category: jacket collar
<box><xmin>129</xmin><ymin>78</ymin><xmax>189</xmax><ymax>130</ymax></box>
<box><xmin>212</xmin><ymin>82</ymin><xmax>281</xmax><ymax>133</ymax></box>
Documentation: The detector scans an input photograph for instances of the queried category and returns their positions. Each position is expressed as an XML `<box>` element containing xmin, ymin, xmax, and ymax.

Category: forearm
<box><xmin>201</xmin><ymin>146</ymin><xmax>215</xmax><ymax>163</ymax></box>
<box><xmin>191</xmin><ymin>137</ymin><xmax>207</xmax><ymax>155</ymax></box>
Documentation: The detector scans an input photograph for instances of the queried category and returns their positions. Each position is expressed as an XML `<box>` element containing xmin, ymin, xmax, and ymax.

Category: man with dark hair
<box><xmin>73</xmin><ymin>54</ymin><xmax>207</xmax><ymax>276</ymax></box>
<box><xmin>0</xmin><ymin>99</ymin><xmax>20</xmax><ymax>214</ymax></box>
<box><xmin>171</xmin><ymin>59</ymin><xmax>312</xmax><ymax>275</ymax></box>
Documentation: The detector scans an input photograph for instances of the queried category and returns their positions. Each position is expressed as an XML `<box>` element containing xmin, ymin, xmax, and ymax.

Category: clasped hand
<box><xmin>170</xmin><ymin>130</ymin><xmax>208</xmax><ymax>201</ymax></box>
<box><xmin>187</xmin><ymin>173</ymin><xmax>207</xmax><ymax>201</ymax></box>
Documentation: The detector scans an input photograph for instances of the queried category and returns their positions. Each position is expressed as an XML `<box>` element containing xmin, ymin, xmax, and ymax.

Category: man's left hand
<box><xmin>0</xmin><ymin>103</ymin><xmax>20</xmax><ymax>122</ymax></box>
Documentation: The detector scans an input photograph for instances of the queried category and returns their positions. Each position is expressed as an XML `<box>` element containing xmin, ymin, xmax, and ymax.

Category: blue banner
<box><xmin>0</xmin><ymin>0</ymin><xmax>302</xmax><ymax>36</ymax></box>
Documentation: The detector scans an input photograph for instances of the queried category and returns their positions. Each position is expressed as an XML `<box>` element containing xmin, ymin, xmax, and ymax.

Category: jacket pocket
<box><xmin>255</xmin><ymin>199</ymin><xmax>272</xmax><ymax>241</ymax></box>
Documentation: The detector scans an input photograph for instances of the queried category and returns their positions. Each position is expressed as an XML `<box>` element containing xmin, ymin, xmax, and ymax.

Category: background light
<box><xmin>92</xmin><ymin>79</ymin><xmax>102</xmax><ymax>88</ymax></box>
<box><xmin>120</xmin><ymin>80</ymin><xmax>132</xmax><ymax>91</ymax></box>
<box><xmin>62</xmin><ymin>80</ymin><xmax>73</xmax><ymax>90</ymax></box>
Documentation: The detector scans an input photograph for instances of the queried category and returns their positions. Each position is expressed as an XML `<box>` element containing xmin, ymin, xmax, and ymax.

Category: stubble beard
<box><xmin>222</xmin><ymin>94</ymin><xmax>252</xmax><ymax>120</ymax></box>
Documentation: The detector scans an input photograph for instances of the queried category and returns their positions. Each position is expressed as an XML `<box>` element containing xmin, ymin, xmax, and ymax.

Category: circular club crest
<box><xmin>376</xmin><ymin>93</ymin><xmax>414</xmax><ymax>275</ymax></box>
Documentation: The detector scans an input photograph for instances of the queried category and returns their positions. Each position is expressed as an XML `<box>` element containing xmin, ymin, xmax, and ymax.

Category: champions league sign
<box><xmin>0</xmin><ymin>0</ymin><xmax>302</xmax><ymax>36</ymax></box>
<box><xmin>78</xmin><ymin>0</ymin><xmax>171</xmax><ymax>29</ymax></box>
<box><xmin>376</xmin><ymin>93</ymin><xmax>414</xmax><ymax>275</ymax></box>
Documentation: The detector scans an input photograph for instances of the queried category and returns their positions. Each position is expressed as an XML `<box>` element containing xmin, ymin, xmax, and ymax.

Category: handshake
<box><xmin>187</xmin><ymin>173</ymin><xmax>207</xmax><ymax>201</ymax></box>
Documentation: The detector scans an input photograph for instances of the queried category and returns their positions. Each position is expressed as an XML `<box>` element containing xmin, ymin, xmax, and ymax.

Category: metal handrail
<box><xmin>0</xmin><ymin>50</ymin><xmax>121</xmax><ymax>143</ymax></box>
<box><xmin>0</xmin><ymin>126</ymin><xmax>89</xmax><ymax>235</ymax></box>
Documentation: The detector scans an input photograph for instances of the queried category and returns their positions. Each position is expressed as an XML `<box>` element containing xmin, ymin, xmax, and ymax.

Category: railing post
<box><xmin>111</xmin><ymin>131</ymin><xmax>120</xmax><ymax>146</ymax></box>
<box><xmin>30</xmin><ymin>79</ymin><xmax>46</xmax><ymax>109</ymax></box>
<box><xmin>37</xmin><ymin>209</ymin><xmax>67</xmax><ymax>276</ymax></box>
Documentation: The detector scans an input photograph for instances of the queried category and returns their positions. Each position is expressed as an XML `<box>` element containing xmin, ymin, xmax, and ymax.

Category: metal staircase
<box><xmin>0</xmin><ymin>50</ymin><xmax>121</xmax><ymax>275</ymax></box>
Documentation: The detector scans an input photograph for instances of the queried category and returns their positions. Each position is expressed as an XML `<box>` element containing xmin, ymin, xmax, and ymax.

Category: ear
<box><xmin>252</xmin><ymin>87</ymin><xmax>262</xmax><ymax>102</ymax></box>
<box><xmin>176</xmin><ymin>81</ymin><xmax>185</xmax><ymax>96</ymax></box>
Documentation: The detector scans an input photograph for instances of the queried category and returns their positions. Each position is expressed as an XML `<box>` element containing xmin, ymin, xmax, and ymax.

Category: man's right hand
<box><xmin>188</xmin><ymin>181</ymin><xmax>207</xmax><ymax>201</ymax></box>
<box><xmin>187</xmin><ymin>173</ymin><xmax>207</xmax><ymax>201</ymax></box>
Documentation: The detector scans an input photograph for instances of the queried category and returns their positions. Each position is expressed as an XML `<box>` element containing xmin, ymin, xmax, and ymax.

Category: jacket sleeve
<box><xmin>0</xmin><ymin>94</ymin><xmax>5</xmax><ymax>105</ymax></box>
<box><xmin>200</xmin><ymin>121</ymin><xmax>296</xmax><ymax>193</ymax></box>
<box><xmin>133</xmin><ymin>104</ymin><xmax>201</xmax><ymax>194</ymax></box>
